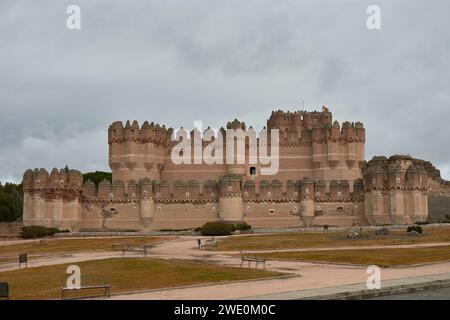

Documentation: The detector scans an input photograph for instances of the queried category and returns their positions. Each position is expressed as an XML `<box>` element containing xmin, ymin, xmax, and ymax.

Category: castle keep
<box><xmin>22</xmin><ymin>107</ymin><xmax>431</xmax><ymax>231</ymax></box>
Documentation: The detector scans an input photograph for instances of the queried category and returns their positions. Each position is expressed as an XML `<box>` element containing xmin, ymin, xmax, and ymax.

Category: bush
<box><xmin>235</xmin><ymin>222</ymin><xmax>251</xmax><ymax>231</ymax></box>
<box><xmin>194</xmin><ymin>227</ymin><xmax>202</xmax><ymax>233</ymax></box>
<box><xmin>415</xmin><ymin>220</ymin><xmax>430</xmax><ymax>225</ymax></box>
<box><xmin>407</xmin><ymin>225</ymin><xmax>423</xmax><ymax>234</ymax></box>
<box><xmin>200</xmin><ymin>222</ymin><xmax>233</xmax><ymax>236</ymax></box>
<box><xmin>21</xmin><ymin>226</ymin><xmax>68</xmax><ymax>239</ymax></box>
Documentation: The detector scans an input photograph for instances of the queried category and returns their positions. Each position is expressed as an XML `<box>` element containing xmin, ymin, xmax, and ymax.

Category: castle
<box><xmin>22</xmin><ymin>107</ymin><xmax>433</xmax><ymax>231</ymax></box>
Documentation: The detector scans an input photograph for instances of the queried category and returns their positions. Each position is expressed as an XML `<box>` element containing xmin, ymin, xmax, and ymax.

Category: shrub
<box><xmin>194</xmin><ymin>227</ymin><xmax>202</xmax><ymax>233</ymax></box>
<box><xmin>407</xmin><ymin>225</ymin><xmax>423</xmax><ymax>234</ymax></box>
<box><xmin>200</xmin><ymin>222</ymin><xmax>233</xmax><ymax>236</ymax></box>
<box><xmin>415</xmin><ymin>220</ymin><xmax>430</xmax><ymax>225</ymax></box>
<box><xmin>21</xmin><ymin>226</ymin><xmax>67</xmax><ymax>239</ymax></box>
<box><xmin>235</xmin><ymin>222</ymin><xmax>251</xmax><ymax>231</ymax></box>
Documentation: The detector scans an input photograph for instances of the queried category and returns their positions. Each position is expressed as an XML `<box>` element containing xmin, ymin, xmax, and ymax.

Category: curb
<box><xmin>307</xmin><ymin>279</ymin><xmax>450</xmax><ymax>300</ymax></box>
<box><xmin>238</xmin><ymin>273</ymin><xmax>450</xmax><ymax>300</ymax></box>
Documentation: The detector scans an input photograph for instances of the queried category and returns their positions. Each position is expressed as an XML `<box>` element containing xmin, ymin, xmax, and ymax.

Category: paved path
<box><xmin>111</xmin><ymin>237</ymin><xmax>450</xmax><ymax>300</ymax></box>
<box><xmin>2</xmin><ymin>235</ymin><xmax>450</xmax><ymax>300</ymax></box>
<box><xmin>368</xmin><ymin>284</ymin><xmax>450</xmax><ymax>300</ymax></box>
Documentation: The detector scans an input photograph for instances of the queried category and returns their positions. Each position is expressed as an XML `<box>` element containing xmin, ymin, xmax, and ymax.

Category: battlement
<box><xmin>108</xmin><ymin>120</ymin><xmax>174</xmax><ymax>145</ymax></box>
<box><xmin>266</xmin><ymin>107</ymin><xmax>364</xmax><ymax>146</ymax></box>
<box><xmin>363</xmin><ymin>155</ymin><xmax>428</xmax><ymax>191</ymax></box>
<box><xmin>83</xmin><ymin>178</ymin><xmax>220</xmax><ymax>202</ymax></box>
<box><xmin>23</xmin><ymin>168</ymin><xmax>83</xmax><ymax>191</ymax></box>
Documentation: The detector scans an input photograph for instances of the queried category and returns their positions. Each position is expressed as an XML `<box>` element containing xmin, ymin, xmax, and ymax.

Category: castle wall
<box><xmin>22</xmin><ymin>108</ymin><xmax>437</xmax><ymax>231</ymax></box>
<box><xmin>22</xmin><ymin>168</ymin><xmax>83</xmax><ymax>231</ymax></box>
<box><xmin>363</xmin><ymin>155</ymin><xmax>429</xmax><ymax>225</ymax></box>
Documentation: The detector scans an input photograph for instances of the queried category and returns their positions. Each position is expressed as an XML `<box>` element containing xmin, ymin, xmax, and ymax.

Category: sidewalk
<box><xmin>239</xmin><ymin>273</ymin><xmax>450</xmax><ymax>300</ymax></box>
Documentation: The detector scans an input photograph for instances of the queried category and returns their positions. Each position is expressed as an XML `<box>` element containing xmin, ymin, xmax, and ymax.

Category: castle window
<box><xmin>249</xmin><ymin>167</ymin><xmax>256</xmax><ymax>175</ymax></box>
<box><xmin>211</xmin><ymin>192</ymin><xmax>215</xmax><ymax>198</ymax></box>
<box><xmin>316</xmin><ymin>206</ymin><xmax>322</xmax><ymax>211</ymax></box>
<box><xmin>396</xmin><ymin>178</ymin><xmax>401</xmax><ymax>184</ymax></box>
<box><xmin>269</xmin><ymin>209</ymin><xmax>275</xmax><ymax>214</ymax></box>
<box><xmin>294</xmin><ymin>191</ymin><xmax>298</xmax><ymax>197</ymax></box>
<box><xmin>143</xmin><ymin>190</ymin><xmax>148</xmax><ymax>197</ymax></box>
<box><xmin>316</xmin><ymin>191</ymin><xmax>321</xmax><ymax>197</ymax></box>
<box><xmin>185</xmin><ymin>192</ymin><xmax>190</xmax><ymax>198</ymax></box>
<box><xmin>227</xmin><ymin>185</ymin><xmax>232</xmax><ymax>192</ymax></box>
<box><xmin>372</xmin><ymin>178</ymin><xmax>376</xmax><ymax>185</ymax></box>
<box><xmin>305</xmin><ymin>188</ymin><xmax>309</xmax><ymax>195</ymax></box>
<box><xmin>156</xmin><ymin>192</ymin><xmax>161</xmax><ymax>198</ymax></box>
<box><xmin>60</xmin><ymin>180</ymin><xmax>64</xmax><ymax>186</ymax></box>
<box><xmin>211</xmin><ymin>207</ymin><xmax>216</xmax><ymax>213</ymax></box>
<box><xmin>267</xmin><ymin>191</ymin><xmax>272</xmax><ymax>197</ymax></box>
<box><xmin>337</xmin><ymin>191</ymin><xmax>342</xmax><ymax>197</ymax></box>
<box><xmin>132</xmin><ymin>192</ymin><xmax>136</xmax><ymax>198</ymax></box>
<box><xmin>157</xmin><ymin>206</ymin><xmax>161</xmax><ymax>212</ymax></box>
<box><xmin>293</xmin><ymin>206</ymin><xmax>298</xmax><ymax>213</ymax></box>
<box><xmin>336</xmin><ymin>207</ymin><xmax>344</xmax><ymax>213</ymax></box>
<box><xmin>247</xmin><ymin>206</ymin><xmax>251</xmax><ymax>212</ymax></box>
<box><xmin>109</xmin><ymin>193</ymin><xmax>114</xmax><ymax>200</ymax></box>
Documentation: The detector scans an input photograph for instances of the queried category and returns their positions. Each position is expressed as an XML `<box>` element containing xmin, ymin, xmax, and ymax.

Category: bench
<box><xmin>200</xmin><ymin>239</ymin><xmax>219</xmax><ymax>250</ymax></box>
<box><xmin>392</xmin><ymin>239</ymin><xmax>416</xmax><ymax>245</ymax></box>
<box><xmin>61</xmin><ymin>284</ymin><xmax>111</xmax><ymax>300</ymax></box>
<box><xmin>111</xmin><ymin>244</ymin><xmax>134</xmax><ymax>256</ymax></box>
<box><xmin>240</xmin><ymin>252</ymin><xmax>266</xmax><ymax>270</ymax></box>
<box><xmin>0</xmin><ymin>282</ymin><xmax>9</xmax><ymax>300</ymax></box>
<box><xmin>131</xmin><ymin>244</ymin><xmax>157</xmax><ymax>257</ymax></box>
<box><xmin>112</xmin><ymin>244</ymin><xmax>156</xmax><ymax>257</ymax></box>
<box><xmin>32</xmin><ymin>239</ymin><xmax>48</xmax><ymax>246</ymax></box>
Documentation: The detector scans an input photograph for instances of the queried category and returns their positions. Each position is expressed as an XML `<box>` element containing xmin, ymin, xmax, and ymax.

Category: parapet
<box><xmin>266</xmin><ymin>107</ymin><xmax>364</xmax><ymax>145</ymax></box>
<box><xmin>108</xmin><ymin>120</ymin><xmax>174</xmax><ymax>145</ymax></box>
<box><xmin>363</xmin><ymin>155</ymin><xmax>428</xmax><ymax>191</ymax></box>
<box><xmin>23</xmin><ymin>168</ymin><xmax>83</xmax><ymax>191</ymax></box>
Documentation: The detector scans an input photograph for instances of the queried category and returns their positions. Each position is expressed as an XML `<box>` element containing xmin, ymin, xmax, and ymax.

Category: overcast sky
<box><xmin>1</xmin><ymin>0</ymin><xmax>449</xmax><ymax>182</ymax></box>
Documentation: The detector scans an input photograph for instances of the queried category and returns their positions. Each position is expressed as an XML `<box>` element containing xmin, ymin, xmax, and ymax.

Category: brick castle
<box><xmin>23</xmin><ymin>106</ymin><xmax>441</xmax><ymax>231</ymax></box>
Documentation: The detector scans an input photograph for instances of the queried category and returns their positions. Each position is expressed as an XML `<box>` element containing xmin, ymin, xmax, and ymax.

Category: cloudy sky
<box><xmin>1</xmin><ymin>0</ymin><xmax>449</xmax><ymax>182</ymax></box>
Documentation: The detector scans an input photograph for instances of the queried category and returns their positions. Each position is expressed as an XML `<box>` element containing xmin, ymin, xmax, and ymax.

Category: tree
<box><xmin>82</xmin><ymin>171</ymin><xmax>112</xmax><ymax>187</ymax></box>
<box><xmin>0</xmin><ymin>182</ymin><xmax>23</xmax><ymax>222</ymax></box>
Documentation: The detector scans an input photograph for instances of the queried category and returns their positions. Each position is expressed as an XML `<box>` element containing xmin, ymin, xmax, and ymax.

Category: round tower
<box><xmin>218</xmin><ymin>174</ymin><xmax>243</xmax><ymax>222</ymax></box>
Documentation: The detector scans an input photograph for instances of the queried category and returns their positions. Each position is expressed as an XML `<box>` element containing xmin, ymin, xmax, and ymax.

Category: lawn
<box><xmin>218</xmin><ymin>228</ymin><xmax>450</xmax><ymax>251</ymax></box>
<box><xmin>0</xmin><ymin>237</ymin><xmax>172</xmax><ymax>261</ymax></box>
<box><xmin>0</xmin><ymin>257</ymin><xmax>281</xmax><ymax>299</ymax></box>
<box><xmin>254</xmin><ymin>245</ymin><xmax>450</xmax><ymax>267</ymax></box>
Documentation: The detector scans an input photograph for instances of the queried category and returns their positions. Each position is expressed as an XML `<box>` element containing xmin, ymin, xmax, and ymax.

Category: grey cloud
<box><xmin>0</xmin><ymin>0</ymin><xmax>449</xmax><ymax>182</ymax></box>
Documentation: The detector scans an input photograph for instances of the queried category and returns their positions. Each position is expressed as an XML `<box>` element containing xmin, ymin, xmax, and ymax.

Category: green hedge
<box><xmin>21</xmin><ymin>226</ymin><xmax>69</xmax><ymax>239</ymax></box>
<box><xmin>200</xmin><ymin>222</ymin><xmax>233</xmax><ymax>236</ymax></box>
<box><xmin>199</xmin><ymin>221</ymin><xmax>252</xmax><ymax>236</ymax></box>
<box><xmin>407</xmin><ymin>225</ymin><xmax>423</xmax><ymax>234</ymax></box>
<box><xmin>235</xmin><ymin>222</ymin><xmax>251</xmax><ymax>231</ymax></box>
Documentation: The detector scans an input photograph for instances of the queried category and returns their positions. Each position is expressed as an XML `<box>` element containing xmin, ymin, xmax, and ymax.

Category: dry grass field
<box><xmin>254</xmin><ymin>245</ymin><xmax>450</xmax><ymax>267</ymax></box>
<box><xmin>0</xmin><ymin>257</ymin><xmax>281</xmax><ymax>300</ymax></box>
<box><xmin>0</xmin><ymin>237</ymin><xmax>173</xmax><ymax>262</ymax></box>
<box><xmin>218</xmin><ymin>228</ymin><xmax>450</xmax><ymax>251</ymax></box>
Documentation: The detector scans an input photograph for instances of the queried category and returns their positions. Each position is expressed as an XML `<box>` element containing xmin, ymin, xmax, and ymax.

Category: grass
<box><xmin>0</xmin><ymin>237</ymin><xmax>172</xmax><ymax>261</ymax></box>
<box><xmin>218</xmin><ymin>228</ymin><xmax>450</xmax><ymax>251</ymax></box>
<box><xmin>254</xmin><ymin>245</ymin><xmax>450</xmax><ymax>267</ymax></box>
<box><xmin>0</xmin><ymin>257</ymin><xmax>281</xmax><ymax>299</ymax></box>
